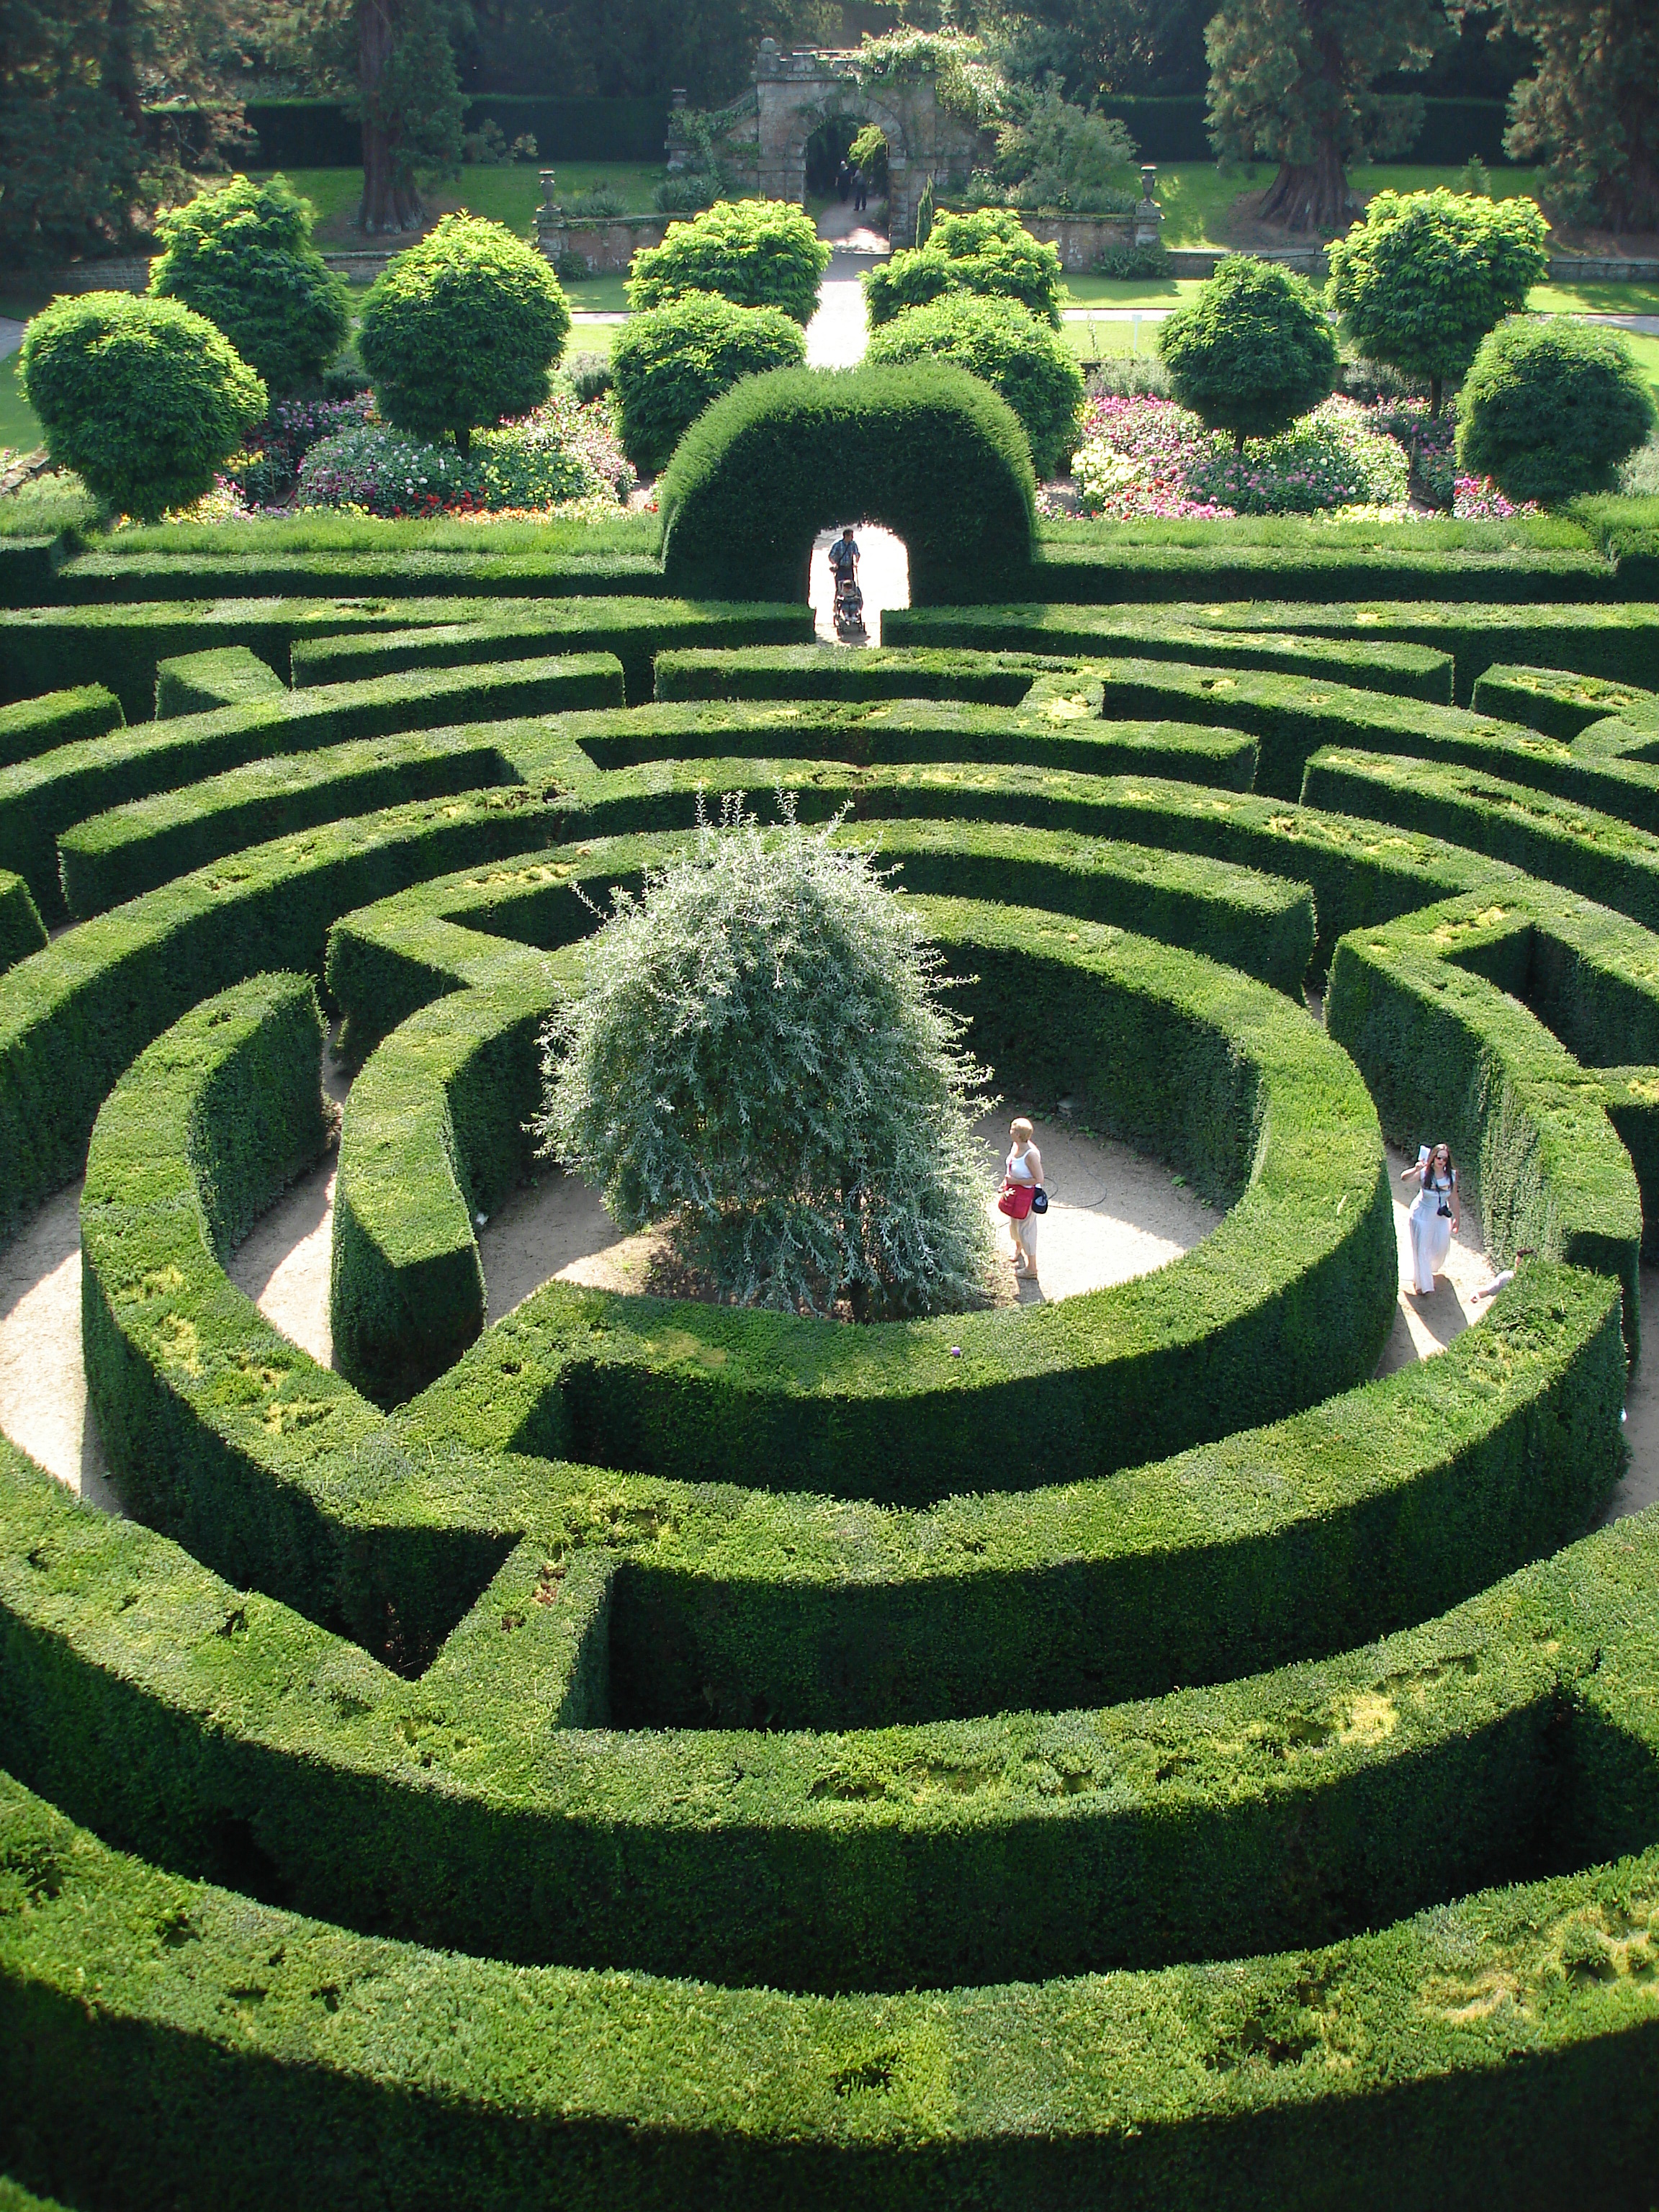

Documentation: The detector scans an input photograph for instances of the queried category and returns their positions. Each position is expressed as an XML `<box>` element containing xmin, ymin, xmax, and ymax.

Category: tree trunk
<box><xmin>104</xmin><ymin>0</ymin><xmax>146</xmax><ymax>135</ymax></box>
<box><xmin>1606</xmin><ymin>129</ymin><xmax>1659</xmax><ymax>233</ymax></box>
<box><xmin>1257</xmin><ymin>136</ymin><xmax>1359</xmax><ymax>233</ymax></box>
<box><xmin>454</xmin><ymin>423</ymin><xmax>471</xmax><ymax>455</ymax></box>
<box><xmin>1429</xmin><ymin>374</ymin><xmax>1442</xmax><ymax>418</ymax></box>
<box><xmin>358</xmin><ymin>0</ymin><xmax>426</xmax><ymax>235</ymax></box>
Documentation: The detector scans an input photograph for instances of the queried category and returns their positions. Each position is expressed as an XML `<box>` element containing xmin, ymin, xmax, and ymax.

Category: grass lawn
<box><xmin>0</xmin><ymin>356</ymin><xmax>40</xmax><ymax>455</ymax></box>
<box><xmin>1530</xmin><ymin>282</ymin><xmax>1659</xmax><ymax>315</ymax></box>
<box><xmin>258</xmin><ymin>162</ymin><xmax>666</xmax><ymax>246</ymax></box>
<box><xmin>1614</xmin><ymin>331</ymin><xmax>1659</xmax><ymax>395</ymax></box>
<box><xmin>1059</xmin><ymin>276</ymin><xmax>1208</xmax><ymax>307</ymax></box>
<box><xmin>1058</xmin><ymin>318</ymin><xmax>1168</xmax><ymax>361</ymax></box>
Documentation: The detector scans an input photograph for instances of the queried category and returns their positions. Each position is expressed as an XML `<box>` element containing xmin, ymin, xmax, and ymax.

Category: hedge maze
<box><xmin>4</xmin><ymin>515</ymin><xmax>1659</xmax><ymax>2208</ymax></box>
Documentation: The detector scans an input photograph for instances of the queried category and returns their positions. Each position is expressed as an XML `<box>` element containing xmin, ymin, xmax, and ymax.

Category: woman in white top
<box><xmin>1005</xmin><ymin>1116</ymin><xmax>1043</xmax><ymax>1278</ymax></box>
<box><xmin>1401</xmin><ymin>1140</ymin><xmax>1459</xmax><ymax>1295</ymax></box>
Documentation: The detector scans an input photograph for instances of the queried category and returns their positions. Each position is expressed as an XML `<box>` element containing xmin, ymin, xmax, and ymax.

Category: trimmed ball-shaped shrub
<box><xmin>359</xmin><ymin>214</ymin><xmax>571</xmax><ymax>454</ymax></box>
<box><xmin>533</xmin><ymin>802</ymin><xmax>994</xmax><ymax>1318</ymax></box>
<box><xmin>1159</xmin><ymin>255</ymin><xmax>1338</xmax><ymax>452</ymax></box>
<box><xmin>611</xmin><ymin>292</ymin><xmax>806</xmax><ymax>474</ymax></box>
<box><xmin>655</xmin><ymin>361</ymin><xmax>1036</xmax><ymax>603</ymax></box>
<box><xmin>19</xmin><ymin>292</ymin><xmax>266</xmax><ymax>522</ymax></box>
<box><xmin>865</xmin><ymin>292</ymin><xmax>1084</xmax><ymax>478</ymax></box>
<box><xmin>625</xmin><ymin>200</ymin><xmax>831</xmax><ymax>325</ymax></box>
<box><xmin>1457</xmin><ymin>315</ymin><xmax>1658</xmax><ymax>505</ymax></box>
<box><xmin>148</xmin><ymin>172</ymin><xmax>351</xmax><ymax>397</ymax></box>
<box><xmin>865</xmin><ymin>208</ymin><xmax>1064</xmax><ymax>329</ymax></box>
<box><xmin>1326</xmin><ymin>188</ymin><xmax>1550</xmax><ymax>418</ymax></box>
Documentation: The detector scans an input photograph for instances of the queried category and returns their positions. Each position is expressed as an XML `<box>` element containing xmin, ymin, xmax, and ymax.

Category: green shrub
<box><xmin>1326</xmin><ymin>190</ymin><xmax>1550</xmax><ymax>418</ymax></box>
<box><xmin>534</xmin><ymin>806</ymin><xmax>994</xmax><ymax>1319</ymax></box>
<box><xmin>611</xmin><ymin>293</ymin><xmax>806</xmax><ymax>474</ymax></box>
<box><xmin>359</xmin><ymin>216</ymin><xmax>571</xmax><ymax>455</ymax></box>
<box><xmin>0</xmin><ymin>684</ymin><xmax>122</xmax><ymax>769</ymax></box>
<box><xmin>624</xmin><ymin>200</ymin><xmax>830</xmax><ymax>325</ymax></box>
<box><xmin>989</xmin><ymin>84</ymin><xmax>1138</xmax><ymax>212</ymax></box>
<box><xmin>148</xmin><ymin>174</ymin><xmax>351</xmax><ymax>399</ymax></box>
<box><xmin>865</xmin><ymin>292</ymin><xmax>1084</xmax><ymax>478</ymax></box>
<box><xmin>1158</xmin><ymin>256</ymin><xmax>1338</xmax><ymax>454</ymax></box>
<box><xmin>656</xmin><ymin>363</ymin><xmax>1035</xmax><ymax>603</ymax></box>
<box><xmin>18</xmin><ymin>294</ymin><xmax>266</xmax><ymax>523</ymax></box>
<box><xmin>865</xmin><ymin>207</ymin><xmax>1064</xmax><ymax>328</ymax></box>
<box><xmin>1457</xmin><ymin>316</ymin><xmax>1658</xmax><ymax>507</ymax></box>
<box><xmin>0</xmin><ymin>871</ymin><xmax>45</xmax><ymax>974</ymax></box>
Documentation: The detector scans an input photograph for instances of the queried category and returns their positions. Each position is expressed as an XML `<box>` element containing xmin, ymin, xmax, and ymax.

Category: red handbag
<box><xmin>997</xmin><ymin>1179</ymin><xmax>1035</xmax><ymax>1220</ymax></box>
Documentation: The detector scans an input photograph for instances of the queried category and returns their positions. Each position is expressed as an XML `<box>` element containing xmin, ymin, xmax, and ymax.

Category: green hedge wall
<box><xmin>0</xmin><ymin>787</ymin><xmax>572</xmax><ymax>1233</ymax></box>
<box><xmin>153</xmin><ymin>644</ymin><xmax>286</xmax><ymax>717</ymax></box>
<box><xmin>1326</xmin><ymin>889</ymin><xmax>1645</xmax><ymax>1354</ymax></box>
<box><xmin>9</xmin><ymin>1760</ymin><xmax>1659</xmax><ymax>2207</ymax></box>
<box><xmin>654</xmin><ymin>645</ymin><xmax>1065</xmax><ymax>706</ymax></box>
<box><xmin>657</xmin><ymin>364</ymin><xmax>1037</xmax><ymax>604</ymax></box>
<box><xmin>44</xmin><ymin>548</ymin><xmax>670</xmax><ymax>606</ymax></box>
<box><xmin>1029</xmin><ymin>539</ymin><xmax>1624</xmax><ymax>609</ymax></box>
<box><xmin>289</xmin><ymin>603</ymin><xmax>815</xmax><ymax>707</ymax></box>
<box><xmin>1150</xmin><ymin>598</ymin><xmax>1659</xmax><ymax>705</ymax></box>
<box><xmin>1302</xmin><ymin>748</ymin><xmax>1659</xmax><ymax>938</ymax></box>
<box><xmin>0</xmin><ymin>874</ymin><xmax>46</xmax><ymax>975</ymax></box>
<box><xmin>0</xmin><ymin>655</ymin><xmax>621</xmax><ymax>922</ymax></box>
<box><xmin>883</xmin><ymin>610</ymin><xmax>1457</xmax><ymax>703</ymax></box>
<box><xmin>0</xmin><ymin>683</ymin><xmax>122</xmax><ymax>768</ymax></box>
<box><xmin>0</xmin><ymin>1251</ymin><xmax>1629</xmax><ymax>1982</ymax></box>
<box><xmin>1471</xmin><ymin>663</ymin><xmax>1659</xmax><ymax>742</ymax></box>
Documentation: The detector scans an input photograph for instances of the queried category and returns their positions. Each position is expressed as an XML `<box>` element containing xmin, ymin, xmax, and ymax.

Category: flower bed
<box><xmin>295</xmin><ymin>390</ymin><xmax>635</xmax><ymax>521</ymax></box>
<box><xmin>1071</xmin><ymin>394</ymin><xmax>1408</xmax><ymax>520</ymax></box>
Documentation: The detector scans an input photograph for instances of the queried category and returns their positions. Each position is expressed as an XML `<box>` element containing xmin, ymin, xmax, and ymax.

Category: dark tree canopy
<box><xmin>1205</xmin><ymin>0</ymin><xmax>1452</xmax><ymax>233</ymax></box>
<box><xmin>1498</xmin><ymin>0</ymin><xmax>1659</xmax><ymax>233</ymax></box>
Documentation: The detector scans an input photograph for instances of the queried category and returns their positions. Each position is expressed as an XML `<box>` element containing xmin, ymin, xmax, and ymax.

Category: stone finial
<box><xmin>538</xmin><ymin>169</ymin><xmax>557</xmax><ymax>217</ymax></box>
<box><xmin>1139</xmin><ymin>164</ymin><xmax>1158</xmax><ymax>204</ymax></box>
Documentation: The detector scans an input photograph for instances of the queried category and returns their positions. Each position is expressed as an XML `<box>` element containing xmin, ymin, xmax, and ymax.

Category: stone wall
<box><xmin>537</xmin><ymin>214</ymin><xmax>669</xmax><ymax>276</ymax></box>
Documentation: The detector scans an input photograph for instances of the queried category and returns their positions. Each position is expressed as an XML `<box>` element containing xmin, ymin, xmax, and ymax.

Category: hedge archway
<box><xmin>655</xmin><ymin>362</ymin><xmax>1037</xmax><ymax>604</ymax></box>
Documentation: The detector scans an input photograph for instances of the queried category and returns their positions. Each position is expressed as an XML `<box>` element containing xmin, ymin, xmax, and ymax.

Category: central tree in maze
<box><xmin>534</xmin><ymin>798</ymin><xmax>993</xmax><ymax>1318</ymax></box>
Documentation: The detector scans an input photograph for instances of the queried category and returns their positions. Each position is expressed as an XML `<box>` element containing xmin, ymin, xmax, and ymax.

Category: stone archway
<box><xmin>745</xmin><ymin>41</ymin><xmax>986</xmax><ymax>251</ymax></box>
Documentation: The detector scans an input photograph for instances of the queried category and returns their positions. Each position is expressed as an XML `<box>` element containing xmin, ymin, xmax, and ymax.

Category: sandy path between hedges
<box><xmin>2</xmin><ymin>1053</ymin><xmax>1654</xmax><ymax>1520</ymax></box>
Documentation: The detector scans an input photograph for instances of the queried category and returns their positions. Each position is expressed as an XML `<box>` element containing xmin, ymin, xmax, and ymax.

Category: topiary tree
<box><xmin>148</xmin><ymin>173</ymin><xmax>351</xmax><ymax>398</ymax></box>
<box><xmin>19</xmin><ymin>291</ymin><xmax>266</xmax><ymax>522</ymax></box>
<box><xmin>610</xmin><ymin>292</ymin><xmax>806</xmax><ymax>475</ymax></box>
<box><xmin>865</xmin><ymin>208</ymin><xmax>1064</xmax><ymax>328</ymax></box>
<box><xmin>625</xmin><ymin>200</ymin><xmax>832</xmax><ymax>325</ymax></box>
<box><xmin>358</xmin><ymin>214</ymin><xmax>570</xmax><ymax>454</ymax></box>
<box><xmin>1457</xmin><ymin>315</ymin><xmax>1657</xmax><ymax>507</ymax></box>
<box><xmin>1158</xmin><ymin>253</ymin><xmax>1338</xmax><ymax>451</ymax></box>
<box><xmin>866</xmin><ymin>292</ymin><xmax>1084</xmax><ymax>479</ymax></box>
<box><xmin>534</xmin><ymin>799</ymin><xmax>994</xmax><ymax>1319</ymax></box>
<box><xmin>1326</xmin><ymin>189</ymin><xmax>1549</xmax><ymax>417</ymax></box>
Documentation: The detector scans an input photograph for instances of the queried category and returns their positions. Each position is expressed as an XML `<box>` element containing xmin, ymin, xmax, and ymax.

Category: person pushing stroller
<box><xmin>827</xmin><ymin>525</ymin><xmax>864</xmax><ymax>634</ymax></box>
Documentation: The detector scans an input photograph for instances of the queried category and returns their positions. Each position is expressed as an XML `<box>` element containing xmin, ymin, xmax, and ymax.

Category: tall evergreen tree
<box><xmin>1498</xmin><ymin>0</ymin><xmax>1658</xmax><ymax>232</ymax></box>
<box><xmin>1205</xmin><ymin>0</ymin><xmax>1452</xmax><ymax>232</ymax></box>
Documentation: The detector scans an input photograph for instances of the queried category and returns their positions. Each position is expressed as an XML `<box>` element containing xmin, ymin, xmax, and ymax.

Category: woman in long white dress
<box><xmin>1401</xmin><ymin>1141</ymin><xmax>1460</xmax><ymax>1295</ymax></box>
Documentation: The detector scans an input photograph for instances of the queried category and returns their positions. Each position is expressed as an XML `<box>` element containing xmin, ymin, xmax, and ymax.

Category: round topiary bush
<box><xmin>655</xmin><ymin>360</ymin><xmax>1036</xmax><ymax>602</ymax></box>
<box><xmin>865</xmin><ymin>292</ymin><xmax>1084</xmax><ymax>478</ymax></box>
<box><xmin>865</xmin><ymin>208</ymin><xmax>1064</xmax><ymax>329</ymax></box>
<box><xmin>1456</xmin><ymin>314</ymin><xmax>1658</xmax><ymax>505</ymax></box>
<box><xmin>359</xmin><ymin>214</ymin><xmax>571</xmax><ymax>454</ymax></box>
<box><xmin>611</xmin><ymin>292</ymin><xmax>806</xmax><ymax>474</ymax></box>
<box><xmin>625</xmin><ymin>199</ymin><xmax>832</xmax><ymax>325</ymax></box>
<box><xmin>533</xmin><ymin>799</ymin><xmax>994</xmax><ymax>1318</ymax></box>
<box><xmin>1158</xmin><ymin>254</ymin><xmax>1339</xmax><ymax>453</ymax></box>
<box><xmin>1326</xmin><ymin>188</ymin><xmax>1550</xmax><ymax>418</ymax></box>
<box><xmin>148</xmin><ymin>172</ymin><xmax>351</xmax><ymax>398</ymax></box>
<box><xmin>18</xmin><ymin>291</ymin><xmax>267</xmax><ymax>522</ymax></box>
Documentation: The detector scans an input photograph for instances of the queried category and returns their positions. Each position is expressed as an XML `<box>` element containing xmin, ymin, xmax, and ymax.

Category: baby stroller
<box><xmin>829</xmin><ymin>547</ymin><xmax>866</xmax><ymax>638</ymax></box>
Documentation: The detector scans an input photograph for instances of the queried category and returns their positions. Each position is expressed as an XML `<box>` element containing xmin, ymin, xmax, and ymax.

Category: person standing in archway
<box><xmin>853</xmin><ymin>160</ymin><xmax>868</xmax><ymax>213</ymax></box>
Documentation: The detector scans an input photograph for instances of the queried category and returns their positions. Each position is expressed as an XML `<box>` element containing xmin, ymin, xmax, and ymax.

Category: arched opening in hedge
<box><xmin>655</xmin><ymin>363</ymin><xmax>1037</xmax><ymax>606</ymax></box>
